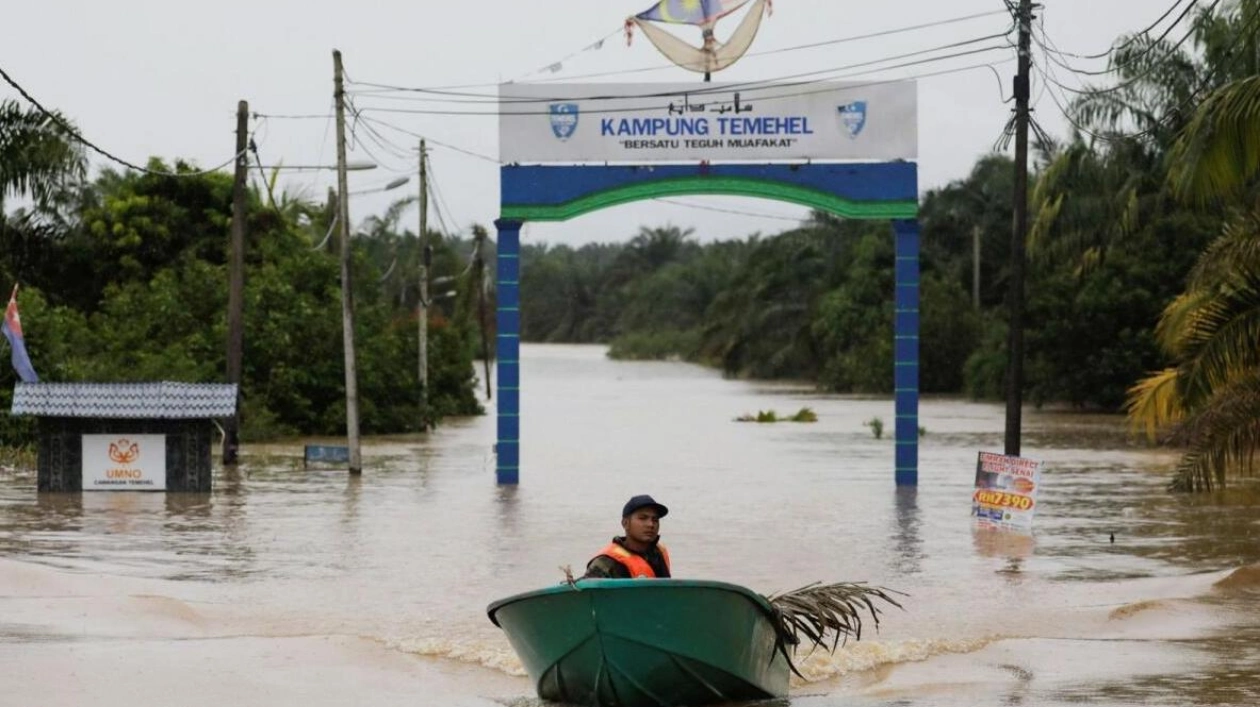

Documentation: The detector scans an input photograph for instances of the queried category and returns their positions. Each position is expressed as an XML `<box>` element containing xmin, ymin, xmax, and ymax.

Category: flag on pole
<box><xmin>1</xmin><ymin>285</ymin><xmax>39</xmax><ymax>382</ymax></box>
<box><xmin>635</xmin><ymin>0</ymin><xmax>754</xmax><ymax>26</ymax></box>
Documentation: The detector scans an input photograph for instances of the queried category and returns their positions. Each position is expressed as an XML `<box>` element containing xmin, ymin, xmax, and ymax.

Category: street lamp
<box><xmin>349</xmin><ymin>175</ymin><xmax>412</xmax><ymax>196</ymax></box>
<box><xmin>223</xmin><ymin>145</ymin><xmax>382</xmax><ymax>465</ymax></box>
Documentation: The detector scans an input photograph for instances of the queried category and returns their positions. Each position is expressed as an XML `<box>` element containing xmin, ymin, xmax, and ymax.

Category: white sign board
<box><xmin>971</xmin><ymin>451</ymin><xmax>1043</xmax><ymax>533</ymax></box>
<box><xmin>499</xmin><ymin>81</ymin><xmax>917</xmax><ymax>164</ymax></box>
<box><xmin>82</xmin><ymin>435</ymin><xmax>167</xmax><ymax>491</ymax></box>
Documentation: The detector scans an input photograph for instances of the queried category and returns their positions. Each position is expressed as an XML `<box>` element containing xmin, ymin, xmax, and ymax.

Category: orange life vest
<box><xmin>598</xmin><ymin>542</ymin><xmax>671</xmax><ymax>578</ymax></box>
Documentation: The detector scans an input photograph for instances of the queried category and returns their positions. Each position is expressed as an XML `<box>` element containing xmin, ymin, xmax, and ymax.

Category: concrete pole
<box><xmin>418</xmin><ymin>140</ymin><xmax>429</xmax><ymax>424</ymax></box>
<box><xmin>333</xmin><ymin>49</ymin><xmax>362</xmax><ymax>474</ymax></box>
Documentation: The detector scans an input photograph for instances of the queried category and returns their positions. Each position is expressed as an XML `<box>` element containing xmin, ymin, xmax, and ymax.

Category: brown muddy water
<box><xmin>1</xmin><ymin>344</ymin><xmax>1257</xmax><ymax>706</ymax></box>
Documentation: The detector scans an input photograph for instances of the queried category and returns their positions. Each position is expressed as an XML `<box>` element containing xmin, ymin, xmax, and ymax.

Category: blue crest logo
<box><xmin>549</xmin><ymin>103</ymin><xmax>579</xmax><ymax>141</ymax></box>
<box><xmin>837</xmin><ymin>101</ymin><xmax>867</xmax><ymax>138</ymax></box>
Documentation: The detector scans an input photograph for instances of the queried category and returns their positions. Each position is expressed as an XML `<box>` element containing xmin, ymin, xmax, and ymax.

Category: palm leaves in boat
<box><xmin>764</xmin><ymin>581</ymin><xmax>905</xmax><ymax>677</ymax></box>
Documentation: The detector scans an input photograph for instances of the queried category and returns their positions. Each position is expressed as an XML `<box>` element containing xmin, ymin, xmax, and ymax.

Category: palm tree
<box><xmin>0</xmin><ymin>99</ymin><xmax>85</xmax><ymax>211</ymax></box>
<box><xmin>1127</xmin><ymin>1</ymin><xmax>1260</xmax><ymax>491</ymax></box>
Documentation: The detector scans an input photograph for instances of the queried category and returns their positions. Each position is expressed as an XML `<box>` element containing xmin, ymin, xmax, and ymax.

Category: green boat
<box><xmin>487</xmin><ymin>579</ymin><xmax>790</xmax><ymax>707</ymax></box>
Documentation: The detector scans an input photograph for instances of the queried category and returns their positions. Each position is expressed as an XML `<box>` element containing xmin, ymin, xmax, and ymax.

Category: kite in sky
<box><xmin>626</xmin><ymin>0</ymin><xmax>772</xmax><ymax>78</ymax></box>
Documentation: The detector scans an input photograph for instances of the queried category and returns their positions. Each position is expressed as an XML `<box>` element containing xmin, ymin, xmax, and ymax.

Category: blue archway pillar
<box><xmin>494</xmin><ymin>218</ymin><xmax>523</xmax><ymax>485</ymax></box>
<box><xmin>893</xmin><ymin>219</ymin><xmax>920</xmax><ymax>486</ymax></box>
<box><xmin>494</xmin><ymin>163</ymin><xmax>921</xmax><ymax>487</ymax></box>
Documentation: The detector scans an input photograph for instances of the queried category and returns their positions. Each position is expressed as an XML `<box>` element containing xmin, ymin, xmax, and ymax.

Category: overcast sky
<box><xmin>2</xmin><ymin>1</ymin><xmax>1182</xmax><ymax>246</ymax></box>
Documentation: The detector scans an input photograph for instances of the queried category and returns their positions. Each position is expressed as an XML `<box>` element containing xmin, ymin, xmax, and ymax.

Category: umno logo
<box><xmin>108</xmin><ymin>439</ymin><xmax>140</xmax><ymax>464</ymax></box>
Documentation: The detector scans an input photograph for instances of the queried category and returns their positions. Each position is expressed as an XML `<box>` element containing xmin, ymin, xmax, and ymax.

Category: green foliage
<box><xmin>963</xmin><ymin>317</ymin><xmax>1008</xmax><ymax>401</ymax></box>
<box><xmin>734</xmin><ymin>407</ymin><xmax>817</xmax><ymax>423</ymax></box>
<box><xmin>0</xmin><ymin>163</ymin><xmax>485</xmax><ymax>445</ymax></box>
<box><xmin>0</xmin><ymin>99</ymin><xmax>86</xmax><ymax>210</ymax></box>
<box><xmin>864</xmin><ymin>417</ymin><xmax>884</xmax><ymax>439</ymax></box>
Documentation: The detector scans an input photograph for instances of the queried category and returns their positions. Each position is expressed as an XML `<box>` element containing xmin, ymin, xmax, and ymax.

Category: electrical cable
<box><xmin>1042</xmin><ymin>0</ymin><xmax>1192</xmax><ymax>61</ymax></box>
<box><xmin>426</xmin><ymin>160</ymin><xmax>461</xmax><ymax>236</ymax></box>
<box><xmin>0</xmin><ymin>63</ymin><xmax>245</xmax><ymax>177</ymax></box>
<box><xmin>351</xmin><ymin>45</ymin><xmax>1015</xmax><ymax>117</ymax></box>
<box><xmin>346</xmin><ymin>30</ymin><xmax>1013</xmax><ymax>105</ymax></box>
<box><xmin>1032</xmin><ymin>3</ymin><xmax>1254</xmax><ymax>146</ymax></box>
<box><xmin>1036</xmin><ymin>0</ymin><xmax>1201</xmax><ymax>77</ymax></box>
<box><xmin>356</xmin><ymin>116</ymin><xmax>500</xmax><ymax>164</ymax></box>
<box><xmin>1038</xmin><ymin>0</ymin><xmax>1221</xmax><ymax>97</ymax></box>
<box><xmin>348</xmin><ymin>9</ymin><xmax>1011</xmax><ymax>92</ymax></box>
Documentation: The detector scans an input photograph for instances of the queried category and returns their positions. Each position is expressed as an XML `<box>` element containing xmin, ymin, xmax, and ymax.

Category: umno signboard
<box><xmin>82</xmin><ymin>434</ymin><xmax>167</xmax><ymax>491</ymax></box>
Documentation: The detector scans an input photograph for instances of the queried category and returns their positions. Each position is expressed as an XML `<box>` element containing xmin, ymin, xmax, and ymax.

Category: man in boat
<box><xmin>583</xmin><ymin>494</ymin><xmax>672</xmax><ymax>579</ymax></box>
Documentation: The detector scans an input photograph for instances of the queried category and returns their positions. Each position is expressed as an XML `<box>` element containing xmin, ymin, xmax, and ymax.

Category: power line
<box><xmin>1041</xmin><ymin>0</ymin><xmax>1192</xmax><ymax>61</ymax></box>
<box><xmin>426</xmin><ymin>160</ymin><xmax>461</xmax><ymax>236</ymax></box>
<box><xmin>1036</xmin><ymin>0</ymin><xmax>1202</xmax><ymax>77</ymax></box>
<box><xmin>355</xmin><ymin>116</ymin><xmax>500</xmax><ymax>164</ymax></box>
<box><xmin>352</xmin><ymin>45</ymin><xmax>1014</xmax><ymax>118</ymax></box>
<box><xmin>347</xmin><ymin>30</ymin><xmax>1013</xmax><ymax>106</ymax></box>
<box><xmin>270</xmin><ymin>55</ymin><xmax>1018</xmax><ymax>127</ymax></box>
<box><xmin>1038</xmin><ymin>0</ymin><xmax>1220</xmax><ymax>97</ymax></box>
<box><xmin>1035</xmin><ymin>1</ymin><xmax>1256</xmax><ymax>144</ymax></box>
<box><xmin>348</xmin><ymin>9</ymin><xmax>1011</xmax><ymax>92</ymax></box>
<box><xmin>0</xmin><ymin>63</ymin><xmax>245</xmax><ymax>178</ymax></box>
<box><xmin>357</xmin><ymin>58</ymin><xmax>1012</xmax><ymax>170</ymax></box>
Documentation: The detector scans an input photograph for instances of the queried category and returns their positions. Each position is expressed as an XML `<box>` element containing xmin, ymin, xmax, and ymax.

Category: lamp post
<box><xmin>348</xmin><ymin>175</ymin><xmax>411</xmax><ymax>197</ymax></box>
<box><xmin>222</xmin><ymin>143</ymin><xmax>378</xmax><ymax>465</ymax></box>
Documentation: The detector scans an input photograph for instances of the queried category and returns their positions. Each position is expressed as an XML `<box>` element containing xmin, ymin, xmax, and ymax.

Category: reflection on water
<box><xmin>972</xmin><ymin>526</ymin><xmax>1036</xmax><ymax>578</ymax></box>
<box><xmin>0</xmin><ymin>345</ymin><xmax>1258</xmax><ymax>707</ymax></box>
<box><xmin>891</xmin><ymin>487</ymin><xmax>922</xmax><ymax>575</ymax></box>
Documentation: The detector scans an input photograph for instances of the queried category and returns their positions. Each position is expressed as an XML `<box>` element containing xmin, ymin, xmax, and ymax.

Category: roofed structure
<box><xmin>12</xmin><ymin>382</ymin><xmax>237</xmax><ymax>419</ymax></box>
<box><xmin>12</xmin><ymin>381</ymin><xmax>237</xmax><ymax>493</ymax></box>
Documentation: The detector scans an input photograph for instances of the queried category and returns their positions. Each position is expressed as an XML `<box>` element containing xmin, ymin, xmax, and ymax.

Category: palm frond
<box><xmin>1168</xmin><ymin>369</ymin><xmax>1260</xmax><ymax>491</ymax></box>
<box><xmin>1172</xmin><ymin>264</ymin><xmax>1260</xmax><ymax>404</ymax></box>
<box><xmin>1187</xmin><ymin>211</ymin><xmax>1260</xmax><ymax>287</ymax></box>
<box><xmin>764</xmin><ymin>582</ymin><xmax>905</xmax><ymax>678</ymax></box>
<box><xmin>1168</xmin><ymin>75</ymin><xmax>1260</xmax><ymax>204</ymax></box>
<box><xmin>1127</xmin><ymin>367</ymin><xmax>1184</xmax><ymax>441</ymax></box>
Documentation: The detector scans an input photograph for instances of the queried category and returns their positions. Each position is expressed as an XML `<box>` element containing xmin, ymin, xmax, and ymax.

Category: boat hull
<box><xmin>488</xmin><ymin>579</ymin><xmax>789</xmax><ymax>707</ymax></box>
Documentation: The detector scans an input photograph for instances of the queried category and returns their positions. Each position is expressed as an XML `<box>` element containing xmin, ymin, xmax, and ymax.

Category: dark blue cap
<box><xmin>622</xmin><ymin>494</ymin><xmax>668</xmax><ymax>518</ymax></box>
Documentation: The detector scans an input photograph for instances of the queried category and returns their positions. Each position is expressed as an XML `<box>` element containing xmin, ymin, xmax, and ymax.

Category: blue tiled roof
<box><xmin>11</xmin><ymin>382</ymin><xmax>238</xmax><ymax>419</ymax></box>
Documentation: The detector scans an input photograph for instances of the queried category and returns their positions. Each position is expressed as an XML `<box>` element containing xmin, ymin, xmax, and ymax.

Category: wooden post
<box><xmin>223</xmin><ymin>99</ymin><xmax>248</xmax><ymax>466</ymax></box>
<box><xmin>1005</xmin><ymin>0</ymin><xmax>1033</xmax><ymax>457</ymax></box>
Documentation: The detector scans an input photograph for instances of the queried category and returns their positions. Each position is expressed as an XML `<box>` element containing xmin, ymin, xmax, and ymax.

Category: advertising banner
<box><xmin>971</xmin><ymin>451</ymin><xmax>1043</xmax><ymax>533</ymax></box>
<box><xmin>499</xmin><ymin>81</ymin><xmax>917</xmax><ymax>164</ymax></box>
<box><xmin>82</xmin><ymin>434</ymin><xmax>167</xmax><ymax>491</ymax></box>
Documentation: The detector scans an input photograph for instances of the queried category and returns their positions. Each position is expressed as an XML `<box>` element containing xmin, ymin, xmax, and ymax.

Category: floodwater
<box><xmin>1</xmin><ymin>344</ymin><xmax>1258</xmax><ymax>707</ymax></box>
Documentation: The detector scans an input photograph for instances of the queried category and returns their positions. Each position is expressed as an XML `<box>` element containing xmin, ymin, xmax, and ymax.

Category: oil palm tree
<box><xmin>0</xmin><ymin>99</ymin><xmax>85</xmax><ymax>211</ymax></box>
<box><xmin>1127</xmin><ymin>1</ymin><xmax>1260</xmax><ymax>491</ymax></box>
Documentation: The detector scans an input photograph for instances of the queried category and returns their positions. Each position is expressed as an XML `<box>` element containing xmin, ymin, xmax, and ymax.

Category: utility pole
<box><xmin>333</xmin><ymin>49</ymin><xmax>362</xmax><ymax>474</ymax></box>
<box><xmin>1005</xmin><ymin>0</ymin><xmax>1034</xmax><ymax>457</ymax></box>
<box><xmin>972</xmin><ymin>225</ymin><xmax>982</xmax><ymax>310</ymax></box>
<box><xmin>473</xmin><ymin>226</ymin><xmax>492</xmax><ymax>400</ymax></box>
<box><xmin>417</xmin><ymin>139</ymin><xmax>430</xmax><ymax>424</ymax></box>
<box><xmin>223</xmin><ymin>99</ymin><xmax>248</xmax><ymax>466</ymax></box>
